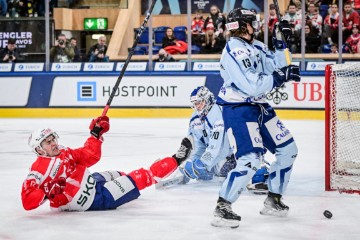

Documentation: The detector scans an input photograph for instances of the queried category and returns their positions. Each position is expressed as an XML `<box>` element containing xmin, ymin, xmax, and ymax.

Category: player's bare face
<box><xmin>40</xmin><ymin>135</ymin><xmax>60</xmax><ymax>157</ymax></box>
<box><xmin>194</xmin><ymin>100</ymin><xmax>206</xmax><ymax>112</ymax></box>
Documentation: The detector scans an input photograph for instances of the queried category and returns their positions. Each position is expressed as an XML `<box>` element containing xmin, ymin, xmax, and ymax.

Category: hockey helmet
<box><xmin>28</xmin><ymin>128</ymin><xmax>59</xmax><ymax>155</ymax></box>
<box><xmin>190</xmin><ymin>86</ymin><xmax>215</xmax><ymax>119</ymax></box>
<box><xmin>226</xmin><ymin>8</ymin><xmax>258</xmax><ymax>32</ymax></box>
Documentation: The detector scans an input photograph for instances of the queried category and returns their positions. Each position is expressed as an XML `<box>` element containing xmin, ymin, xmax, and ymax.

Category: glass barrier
<box><xmin>0</xmin><ymin>0</ymin><xmax>359</xmax><ymax>71</ymax></box>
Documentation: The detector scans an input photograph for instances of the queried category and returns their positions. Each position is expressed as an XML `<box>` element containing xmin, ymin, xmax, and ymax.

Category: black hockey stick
<box><xmin>101</xmin><ymin>0</ymin><xmax>157</xmax><ymax>116</ymax></box>
<box><xmin>272</xmin><ymin>0</ymin><xmax>291</xmax><ymax>65</ymax></box>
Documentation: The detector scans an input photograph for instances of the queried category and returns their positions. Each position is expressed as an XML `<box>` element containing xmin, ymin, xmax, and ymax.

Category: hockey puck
<box><xmin>323</xmin><ymin>210</ymin><xmax>332</xmax><ymax>219</ymax></box>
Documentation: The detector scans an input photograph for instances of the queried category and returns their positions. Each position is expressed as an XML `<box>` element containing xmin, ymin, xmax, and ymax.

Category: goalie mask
<box><xmin>28</xmin><ymin>128</ymin><xmax>59</xmax><ymax>155</ymax></box>
<box><xmin>190</xmin><ymin>86</ymin><xmax>215</xmax><ymax>119</ymax></box>
<box><xmin>226</xmin><ymin>8</ymin><xmax>259</xmax><ymax>40</ymax></box>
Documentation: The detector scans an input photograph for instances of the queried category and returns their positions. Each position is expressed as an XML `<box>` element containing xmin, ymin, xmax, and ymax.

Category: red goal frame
<box><xmin>325</xmin><ymin>64</ymin><xmax>360</xmax><ymax>194</ymax></box>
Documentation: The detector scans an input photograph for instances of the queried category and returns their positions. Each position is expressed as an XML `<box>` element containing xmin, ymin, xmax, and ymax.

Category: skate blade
<box><xmin>260</xmin><ymin>206</ymin><xmax>288</xmax><ymax>217</ymax></box>
<box><xmin>211</xmin><ymin>216</ymin><xmax>240</xmax><ymax>228</ymax></box>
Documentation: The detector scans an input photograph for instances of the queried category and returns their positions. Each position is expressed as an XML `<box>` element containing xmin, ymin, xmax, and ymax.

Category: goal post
<box><xmin>325</xmin><ymin>63</ymin><xmax>360</xmax><ymax>194</ymax></box>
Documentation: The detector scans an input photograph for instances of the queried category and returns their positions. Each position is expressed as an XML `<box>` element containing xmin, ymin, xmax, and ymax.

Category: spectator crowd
<box><xmin>2</xmin><ymin>0</ymin><xmax>360</xmax><ymax>62</ymax></box>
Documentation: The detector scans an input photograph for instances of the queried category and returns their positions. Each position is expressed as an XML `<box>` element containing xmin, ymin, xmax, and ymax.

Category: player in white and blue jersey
<box><xmin>179</xmin><ymin>86</ymin><xmax>269</xmax><ymax>192</ymax></box>
<box><xmin>211</xmin><ymin>8</ymin><xmax>301</xmax><ymax>228</ymax></box>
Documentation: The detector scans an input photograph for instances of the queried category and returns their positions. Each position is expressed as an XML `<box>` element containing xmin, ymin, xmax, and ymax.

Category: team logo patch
<box><xmin>265</xmin><ymin>117</ymin><xmax>293</xmax><ymax>145</ymax></box>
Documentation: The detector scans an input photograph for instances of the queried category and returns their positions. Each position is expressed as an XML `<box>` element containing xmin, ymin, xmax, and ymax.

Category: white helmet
<box><xmin>190</xmin><ymin>86</ymin><xmax>215</xmax><ymax>119</ymax></box>
<box><xmin>28</xmin><ymin>128</ymin><xmax>59</xmax><ymax>155</ymax></box>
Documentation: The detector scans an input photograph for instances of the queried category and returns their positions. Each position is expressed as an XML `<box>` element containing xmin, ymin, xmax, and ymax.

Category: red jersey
<box><xmin>21</xmin><ymin>136</ymin><xmax>102</xmax><ymax>211</ymax></box>
<box><xmin>343</xmin><ymin>10</ymin><xmax>360</xmax><ymax>30</ymax></box>
<box><xmin>324</xmin><ymin>13</ymin><xmax>339</xmax><ymax>29</ymax></box>
<box><xmin>346</xmin><ymin>33</ymin><xmax>360</xmax><ymax>53</ymax></box>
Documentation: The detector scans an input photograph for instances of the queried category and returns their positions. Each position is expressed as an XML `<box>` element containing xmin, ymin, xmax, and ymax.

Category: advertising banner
<box><xmin>264</xmin><ymin>76</ymin><xmax>324</xmax><ymax>108</ymax></box>
<box><xmin>0</xmin><ymin>77</ymin><xmax>32</xmax><ymax>106</ymax></box>
<box><xmin>83</xmin><ymin>62</ymin><xmax>114</xmax><ymax>71</ymax></box>
<box><xmin>193</xmin><ymin>62</ymin><xmax>220</xmax><ymax>71</ymax></box>
<box><xmin>0</xmin><ymin>19</ymin><xmax>54</xmax><ymax>54</ymax></box>
<box><xmin>14</xmin><ymin>63</ymin><xmax>44</xmax><ymax>72</ymax></box>
<box><xmin>154</xmin><ymin>62</ymin><xmax>186</xmax><ymax>71</ymax></box>
<box><xmin>49</xmin><ymin>76</ymin><xmax>206</xmax><ymax>107</ymax></box>
<box><xmin>51</xmin><ymin>63</ymin><xmax>82</xmax><ymax>71</ymax></box>
<box><xmin>116</xmin><ymin>62</ymin><xmax>147</xmax><ymax>71</ymax></box>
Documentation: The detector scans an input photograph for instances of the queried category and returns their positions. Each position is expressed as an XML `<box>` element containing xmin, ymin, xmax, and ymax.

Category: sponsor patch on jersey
<box><xmin>49</xmin><ymin>158</ymin><xmax>62</xmax><ymax>179</ymax></box>
<box><xmin>246</xmin><ymin>122</ymin><xmax>263</xmax><ymax>148</ymax></box>
<box><xmin>191</xmin><ymin>118</ymin><xmax>203</xmax><ymax>129</ymax></box>
<box><xmin>225</xmin><ymin>21</ymin><xmax>239</xmax><ymax>30</ymax></box>
<box><xmin>104</xmin><ymin>176</ymin><xmax>135</xmax><ymax>201</ymax></box>
<box><xmin>265</xmin><ymin>117</ymin><xmax>293</xmax><ymax>145</ymax></box>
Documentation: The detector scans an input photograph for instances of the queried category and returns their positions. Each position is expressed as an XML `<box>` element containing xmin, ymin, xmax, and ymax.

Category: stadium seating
<box><xmin>134</xmin><ymin>27</ymin><xmax>150</xmax><ymax>45</ymax></box>
<box><xmin>154</xmin><ymin>26</ymin><xmax>169</xmax><ymax>45</ymax></box>
<box><xmin>174</xmin><ymin>26</ymin><xmax>187</xmax><ymax>42</ymax></box>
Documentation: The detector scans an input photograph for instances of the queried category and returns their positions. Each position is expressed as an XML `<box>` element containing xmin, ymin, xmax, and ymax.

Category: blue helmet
<box><xmin>190</xmin><ymin>86</ymin><xmax>215</xmax><ymax>118</ymax></box>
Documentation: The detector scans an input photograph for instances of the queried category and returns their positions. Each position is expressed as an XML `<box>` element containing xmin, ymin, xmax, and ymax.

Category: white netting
<box><xmin>329</xmin><ymin>63</ymin><xmax>360</xmax><ymax>192</ymax></box>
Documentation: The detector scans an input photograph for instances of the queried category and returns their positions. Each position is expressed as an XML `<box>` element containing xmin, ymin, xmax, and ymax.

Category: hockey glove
<box><xmin>272</xmin><ymin>65</ymin><xmax>301</xmax><ymax>88</ymax></box>
<box><xmin>89</xmin><ymin>116</ymin><xmax>110</xmax><ymax>139</ymax></box>
<box><xmin>272</xmin><ymin>20</ymin><xmax>292</xmax><ymax>50</ymax></box>
<box><xmin>43</xmin><ymin>177</ymin><xmax>66</xmax><ymax>199</ymax></box>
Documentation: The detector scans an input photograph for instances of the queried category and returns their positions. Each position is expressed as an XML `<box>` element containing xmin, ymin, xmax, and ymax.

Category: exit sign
<box><xmin>84</xmin><ymin>18</ymin><xmax>108</xmax><ymax>30</ymax></box>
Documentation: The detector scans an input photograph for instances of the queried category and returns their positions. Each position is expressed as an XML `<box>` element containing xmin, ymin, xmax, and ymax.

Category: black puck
<box><xmin>323</xmin><ymin>210</ymin><xmax>333</xmax><ymax>219</ymax></box>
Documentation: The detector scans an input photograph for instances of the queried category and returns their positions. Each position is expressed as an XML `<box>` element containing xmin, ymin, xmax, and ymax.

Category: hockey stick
<box><xmin>272</xmin><ymin>0</ymin><xmax>291</xmax><ymax>65</ymax></box>
<box><xmin>155</xmin><ymin>173</ymin><xmax>185</xmax><ymax>189</ymax></box>
<box><xmin>101</xmin><ymin>0</ymin><xmax>157</xmax><ymax>116</ymax></box>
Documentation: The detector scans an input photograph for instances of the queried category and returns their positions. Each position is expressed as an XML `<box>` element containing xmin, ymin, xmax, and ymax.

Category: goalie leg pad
<box><xmin>180</xmin><ymin>159</ymin><xmax>213</xmax><ymax>180</ymax></box>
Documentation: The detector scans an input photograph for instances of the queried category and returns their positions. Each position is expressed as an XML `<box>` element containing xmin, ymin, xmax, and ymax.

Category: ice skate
<box><xmin>211</xmin><ymin>197</ymin><xmax>241</xmax><ymax>228</ymax></box>
<box><xmin>260</xmin><ymin>192</ymin><xmax>289</xmax><ymax>217</ymax></box>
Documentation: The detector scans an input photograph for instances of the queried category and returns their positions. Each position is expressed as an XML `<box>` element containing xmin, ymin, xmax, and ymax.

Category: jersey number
<box><xmin>203</xmin><ymin>130</ymin><xmax>208</xmax><ymax>138</ymax></box>
<box><xmin>212</xmin><ymin>132</ymin><xmax>219</xmax><ymax>140</ymax></box>
<box><xmin>242</xmin><ymin>59</ymin><xmax>251</xmax><ymax>68</ymax></box>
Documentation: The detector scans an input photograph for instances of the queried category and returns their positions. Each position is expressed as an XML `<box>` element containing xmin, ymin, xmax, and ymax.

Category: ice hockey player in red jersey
<box><xmin>21</xmin><ymin>116</ymin><xmax>192</xmax><ymax>211</ymax></box>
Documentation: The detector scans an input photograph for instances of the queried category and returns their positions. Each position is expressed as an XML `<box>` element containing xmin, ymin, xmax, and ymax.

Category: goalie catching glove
<box><xmin>89</xmin><ymin>116</ymin><xmax>110</xmax><ymax>139</ymax></box>
<box><xmin>172</xmin><ymin>136</ymin><xmax>193</xmax><ymax>165</ymax></box>
<box><xmin>272</xmin><ymin>65</ymin><xmax>301</xmax><ymax>88</ymax></box>
<box><xmin>43</xmin><ymin>177</ymin><xmax>66</xmax><ymax>199</ymax></box>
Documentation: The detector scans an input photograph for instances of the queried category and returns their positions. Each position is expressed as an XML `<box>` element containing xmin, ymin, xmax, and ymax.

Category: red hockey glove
<box><xmin>89</xmin><ymin>116</ymin><xmax>110</xmax><ymax>139</ymax></box>
<box><xmin>43</xmin><ymin>177</ymin><xmax>66</xmax><ymax>199</ymax></box>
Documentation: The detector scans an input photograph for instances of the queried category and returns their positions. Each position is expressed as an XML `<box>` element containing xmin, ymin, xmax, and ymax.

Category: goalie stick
<box><xmin>155</xmin><ymin>173</ymin><xmax>185</xmax><ymax>189</ymax></box>
<box><xmin>101</xmin><ymin>0</ymin><xmax>157</xmax><ymax>116</ymax></box>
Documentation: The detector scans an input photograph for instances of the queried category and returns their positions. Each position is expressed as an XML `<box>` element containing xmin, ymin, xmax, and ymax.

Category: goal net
<box><xmin>325</xmin><ymin>63</ymin><xmax>360</xmax><ymax>194</ymax></box>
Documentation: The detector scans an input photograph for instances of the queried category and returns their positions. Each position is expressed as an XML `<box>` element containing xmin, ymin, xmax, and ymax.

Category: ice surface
<box><xmin>0</xmin><ymin>118</ymin><xmax>359</xmax><ymax>240</ymax></box>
